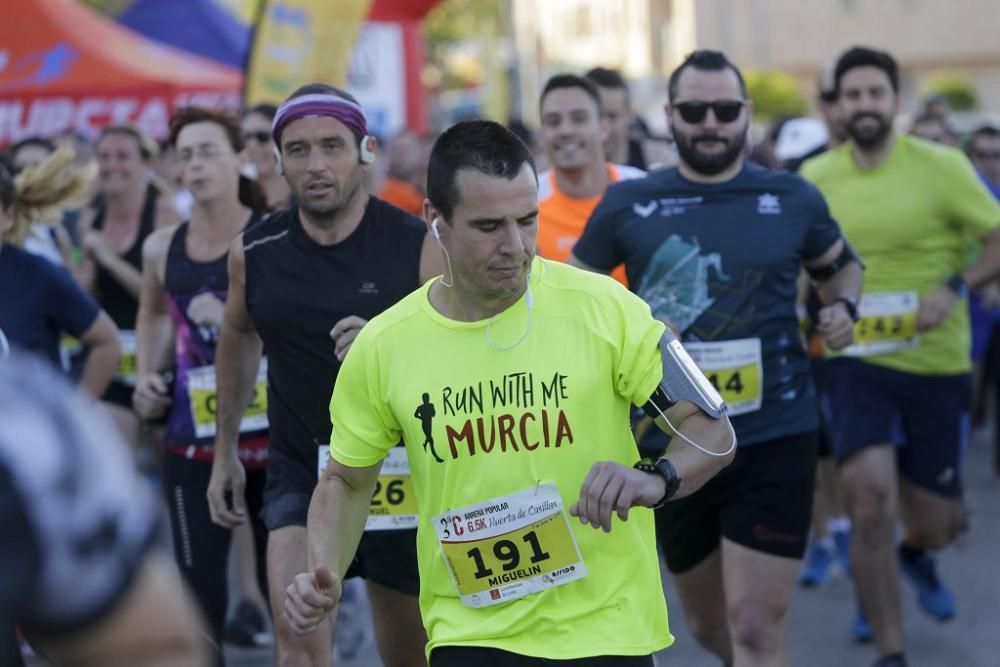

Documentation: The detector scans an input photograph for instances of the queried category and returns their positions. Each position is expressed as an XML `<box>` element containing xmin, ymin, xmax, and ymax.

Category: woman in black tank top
<box><xmin>79</xmin><ymin>124</ymin><xmax>181</xmax><ymax>445</ymax></box>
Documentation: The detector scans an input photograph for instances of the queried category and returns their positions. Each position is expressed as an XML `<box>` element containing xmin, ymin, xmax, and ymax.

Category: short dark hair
<box><xmin>169</xmin><ymin>107</ymin><xmax>244</xmax><ymax>152</ymax></box>
<box><xmin>968</xmin><ymin>124</ymin><xmax>1000</xmax><ymax>153</ymax></box>
<box><xmin>585</xmin><ymin>67</ymin><xmax>628</xmax><ymax>92</ymax></box>
<box><xmin>427</xmin><ymin>120</ymin><xmax>537</xmax><ymax>222</ymax></box>
<box><xmin>540</xmin><ymin>74</ymin><xmax>602</xmax><ymax>113</ymax></box>
<box><xmin>97</xmin><ymin>123</ymin><xmax>158</xmax><ymax>161</ymax></box>
<box><xmin>244</xmin><ymin>103</ymin><xmax>279</xmax><ymax>120</ymax></box>
<box><xmin>668</xmin><ymin>50</ymin><xmax>747</xmax><ymax>103</ymax></box>
<box><xmin>284</xmin><ymin>83</ymin><xmax>359</xmax><ymax>106</ymax></box>
<box><xmin>833</xmin><ymin>46</ymin><xmax>899</xmax><ymax>97</ymax></box>
<box><xmin>910</xmin><ymin>113</ymin><xmax>956</xmax><ymax>138</ymax></box>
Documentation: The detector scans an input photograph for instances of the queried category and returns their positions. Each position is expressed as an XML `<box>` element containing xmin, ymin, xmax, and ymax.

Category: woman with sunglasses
<box><xmin>242</xmin><ymin>104</ymin><xmax>292</xmax><ymax>211</ymax></box>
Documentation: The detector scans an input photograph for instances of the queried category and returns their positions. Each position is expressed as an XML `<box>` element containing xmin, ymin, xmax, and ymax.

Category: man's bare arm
<box><xmin>207</xmin><ymin>236</ymin><xmax>263</xmax><ymax>527</ymax></box>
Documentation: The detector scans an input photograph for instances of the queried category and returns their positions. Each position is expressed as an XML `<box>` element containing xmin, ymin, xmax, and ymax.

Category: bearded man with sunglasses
<box><xmin>571</xmin><ymin>50</ymin><xmax>863</xmax><ymax>667</ymax></box>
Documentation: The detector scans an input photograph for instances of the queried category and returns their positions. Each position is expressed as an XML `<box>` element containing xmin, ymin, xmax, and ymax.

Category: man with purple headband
<box><xmin>207</xmin><ymin>83</ymin><xmax>441</xmax><ymax>666</ymax></box>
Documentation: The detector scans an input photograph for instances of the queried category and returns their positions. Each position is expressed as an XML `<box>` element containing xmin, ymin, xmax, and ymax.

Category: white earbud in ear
<box><xmin>359</xmin><ymin>135</ymin><xmax>376</xmax><ymax>165</ymax></box>
<box><xmin>432</xmin><ymin>218</ymin><xmax>441</xmax><ymax>241</ymax></box>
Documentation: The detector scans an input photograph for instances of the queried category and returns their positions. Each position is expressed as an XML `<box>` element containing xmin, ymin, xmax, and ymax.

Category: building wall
<box><xmin>675</xmin><ymin>0</ymin><xmax>1000</xmax><ymax>111</ymax></box>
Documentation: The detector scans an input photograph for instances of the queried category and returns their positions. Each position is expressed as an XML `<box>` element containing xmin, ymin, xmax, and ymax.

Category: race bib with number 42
<box><xmin>842</xmin><ymin>291</ymin><xmax>919</xmax><ymax>357</ymax></box>
<box><xmin>188</xmin><ymin>359</ymin><xmax>268</xmax><ymax>439</ymax></box>
<box><xmin>434</xmin><ymin>483</ymin><xmax>587</xmax><ymax>608</ymax></box>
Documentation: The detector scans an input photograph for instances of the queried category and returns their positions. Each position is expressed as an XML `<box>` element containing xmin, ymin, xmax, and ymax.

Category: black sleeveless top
<box><xmin>92</xmin><ymin>184</ymin><xmax>158</xmax><ymax>329</ymax></box>
<box><xmin>243</xmin><ymin>197</ymin><xmax>425</xmax><ymax>463</ymax></box>
<box><xmin>163</xmin><ymin>216</ymin><xmax>261</xmax><ymax>446</ymax></box>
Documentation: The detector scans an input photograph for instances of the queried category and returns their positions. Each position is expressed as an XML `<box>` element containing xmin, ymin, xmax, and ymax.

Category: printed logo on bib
<box><xmin>842</xmin><ymin>291</ymin><xmax>919</xmax><ymax>357</ymax></box>
<box><xmin>116</xmin><ymin>330</ymin><xmax>137</xmax><ymax>386</ymax></box>
<box><xmin>434</xmin><ymin>483</ymin><xmax>587</xmax><ymax>608</ymax></box>
<box><xmin>317</xmin><ymin>445</ymin><xmax>418</xmax><ymax>531</ymax></box>
<box><xmin>188</xmin><ymin>359</ymin><xmax>268</xmax><ymax>438</ymax></box>
<box><xmin>686</xmin><ymin>338</ymin><xmax>762</xmax><ymax>416</ymax></box>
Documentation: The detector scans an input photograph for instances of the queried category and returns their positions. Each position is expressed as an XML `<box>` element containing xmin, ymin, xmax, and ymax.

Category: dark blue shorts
<box><xmin>822</xmin><ymin>358</ymin><xmax>970</xmax><ymax>498</ymax></box>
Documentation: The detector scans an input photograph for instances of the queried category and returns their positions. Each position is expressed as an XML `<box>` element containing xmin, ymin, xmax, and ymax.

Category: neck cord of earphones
<box><xmin>432</xmin><ymin>218</ymin><xmax>534</xmax><ymax>350</ymax></box>
<box><xmin>431</xmin><ymin>218</ymin><xmax>454</xmax><ymax>288</ymax></box>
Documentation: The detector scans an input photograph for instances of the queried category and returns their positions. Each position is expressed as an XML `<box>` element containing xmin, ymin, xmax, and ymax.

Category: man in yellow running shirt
<box><xmin>802</xmin><ymin>46</ymin><xmax>1000</xmax><ymax>667</ymax></box>
<box><xmin>285</xmin><ymin>120</ymin><xmax>736</xmax><ymax>666</ymax></box>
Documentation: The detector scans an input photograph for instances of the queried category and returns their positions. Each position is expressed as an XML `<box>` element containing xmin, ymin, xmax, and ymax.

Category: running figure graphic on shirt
<box><xmin>637</xmin><ymin>234</ymin><xmax>729</xmax><ymax>332</ymax></box>
<box><xmin>414</xmin><ymin>393</ymin><xmax>444</xmax><ymax>462</ymax></box>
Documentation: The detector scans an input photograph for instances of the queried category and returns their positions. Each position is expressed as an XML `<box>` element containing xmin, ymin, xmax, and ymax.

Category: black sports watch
<box><xmin>633</xmin><ymin>458</ymin><xmax>681</xmax><ymax>509</ymax></box>
<box><xmin>834</xmin><ymin>297</ymin><xmax>860</xmax><ymax>322</ymax></box>
<box><xmin>945</xmin><ymin>273</ymin><xmax>968</xmax><ymax>297</ymax></box>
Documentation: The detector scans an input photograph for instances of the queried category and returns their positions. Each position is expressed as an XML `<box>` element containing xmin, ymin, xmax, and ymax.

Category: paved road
<box><xmin>227</xmin><ymin>431</ymin><xmax>1000</xmax><ymax>667</ymax></box>
<box><xmin>28</xmin><ymin>430</ymin><xmax>1000</xmax><ymax>667</ymax></box>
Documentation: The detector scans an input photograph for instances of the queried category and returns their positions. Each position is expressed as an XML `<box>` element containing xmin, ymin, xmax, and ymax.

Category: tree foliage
<box><xmin>744</xmin><ymin>70</ymin><xmax>809</xmax><ymax>119</ymax></box>
<box><xmin>923</xmin><ymin>71</ymin><xmax>978</xmax><ymax>111</ymax></box>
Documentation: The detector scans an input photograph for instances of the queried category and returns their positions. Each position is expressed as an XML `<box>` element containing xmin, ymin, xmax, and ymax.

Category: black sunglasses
<box><xmin>972</xmin><ymin>150</ymin><xmax>1000</xmax><ymax>161</ymax></box>
<box><xmin>242</xmin><ymin>130</ymin><xmax>271</xmax><ymax>144</ymax></box>
<box><xmin>674</xmin><ymin>100</ymin><xmax>746</xmax><ymax>124</ymax></box>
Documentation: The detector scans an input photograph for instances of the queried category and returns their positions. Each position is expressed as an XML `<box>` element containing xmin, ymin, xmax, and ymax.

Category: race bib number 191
<box><xmin>434</xmin><ymin>484</ymin><xmax>587</xmax><ymax>608</ymax></box>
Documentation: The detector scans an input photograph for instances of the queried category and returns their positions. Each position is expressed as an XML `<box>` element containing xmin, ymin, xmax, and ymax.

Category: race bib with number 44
<box><xmin>434</xmin><ymin>483</ymin><xmax>587</xmax><ymax>608</ymax></box>
<box><xmin>686</xmin><ymin>338</ymin><xmax>763</xmax><ymax>416</ymax></box>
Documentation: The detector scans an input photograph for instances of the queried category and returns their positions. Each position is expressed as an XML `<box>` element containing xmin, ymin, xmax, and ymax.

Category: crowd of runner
<box><xmin>2</xmin><ymin>43</ymin><xmax>999</xmax><ymax>667</ymax></box>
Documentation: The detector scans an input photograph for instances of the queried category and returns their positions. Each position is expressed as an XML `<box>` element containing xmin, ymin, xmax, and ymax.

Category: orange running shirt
<box><xmin>537</xmin><ymin>163</ymin><xmax>645</xmax><ymax>285</ymax></box>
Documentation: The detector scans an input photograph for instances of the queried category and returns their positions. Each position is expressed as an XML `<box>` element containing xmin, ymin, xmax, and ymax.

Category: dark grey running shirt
<box><xmin>0</xmin><ymin>354</ymin><xmax>158</xmax><ymax>665</ymax></box>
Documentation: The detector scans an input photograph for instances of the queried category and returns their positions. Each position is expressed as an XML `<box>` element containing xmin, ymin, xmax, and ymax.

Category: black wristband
<box><xmin>633</xmin><ymin>458</ymin><xmax>681</xmax><ymax>509</ymax></box>
<box><xmin>834</xmin><ymin>297</ymin><xmax>859</xmax><ymax>322</ymax></box>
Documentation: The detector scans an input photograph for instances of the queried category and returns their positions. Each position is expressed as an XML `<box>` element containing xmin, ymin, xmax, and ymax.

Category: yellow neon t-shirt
<box><xmin>802</xmin><ymin>135</ymin><xmax>1000</xmax><ymax>374</ymax></box>
<box><xmin>329</xmin><ymin>258</ymin><xmax>672</xmax><ymax>659</ymax></box>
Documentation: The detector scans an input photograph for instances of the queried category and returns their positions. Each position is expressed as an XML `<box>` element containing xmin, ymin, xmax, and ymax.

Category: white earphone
<box><xmin>432</xmin><ymin>217</ymin><xmax>441</xmax><ymax>240</ymax></box>
<box><xmin>273</xmin><ymin>135</ymin><xmax>376</xmax><ymax>176</ymax></box>
<box><xmin>359</xmin><ymin>135</ymin><xmax>376</xmax><ymax>165</ymax></box>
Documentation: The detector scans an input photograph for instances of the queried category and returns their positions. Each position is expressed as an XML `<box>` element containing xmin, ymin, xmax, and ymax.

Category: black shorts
<box><xmin>822</xmin><ymin>358</ymin><xmax>969</xmax><ymax>499</ymax></box>
<box><xmin>656</xmin><ymin>431</ymin><xmax>818</xmax><ymax>573</ymax></box>
<box><xmin>430</xmin><ymin>646</ymin><xmax>654</xmax><ymax>667</ymax></box>
<box><xmin>101</xmin><ymin>379</ymin><xmax>135</xmax><ymax>409</ymax></box>
<box><xmin>810</xmin><ymin>358</ymin><xmax>834</xmax><ymax>459</ymax></box>
<box><xmin>262</xmin><ymin>442</ymin><xmax>420</xmax><ymax>595</ymax></box>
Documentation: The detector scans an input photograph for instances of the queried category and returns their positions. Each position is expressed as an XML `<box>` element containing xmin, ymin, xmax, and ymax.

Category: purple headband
<box><xmin>271</xmin><ymin>94</ymin><xmax>368</xmax><ymax>146</ymax></box>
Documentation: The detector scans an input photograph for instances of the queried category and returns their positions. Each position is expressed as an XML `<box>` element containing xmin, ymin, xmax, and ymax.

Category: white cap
<box><xmin>775</xmin><ymin>118</ymin><xmax>829</xmax><ymax>161</ymax></box>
